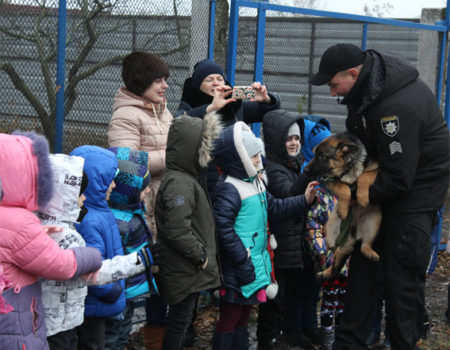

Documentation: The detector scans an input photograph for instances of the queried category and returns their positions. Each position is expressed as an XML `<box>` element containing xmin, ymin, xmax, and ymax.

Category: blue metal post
<box><xmin>252</xmin><ymin>3</ymin><xmax>267</xmax><ymax>137</ymax></box>
<box><xmin>436</xmin><ymin>22</ymin><xmax>446</xmax><ymax>106</ymax></box>
<box><xmin>226</xmin><ymin>0</ymin><xmax>239</xmax><ymax>85</ymax></box>
<box><xmin>445</xmin><ymin>0</ymin><xmax>450</xmax><ymax>126</ymax></box>
<box><xmin>254</xmin><ymin>5</ymin><xmax>266</xmax><ymax>84</ymax></box>
<box><xmin>438</xmin><ymin>0</ymin><xmax>450</xmax><ymax>251</ymax></box>
<box><xmin>55</xmin><ymin>0</ymin><xmax>67</xmax><ymax>152</ymax></box>
<box><xmin>361</xmin><ymin>22</ymin><xmax>368</xmax><ymax>50</ymax></box>
<box><xmin>208</xmin><ymin>0</ymin><xmax>216</xmax><ymax>60</ymax></box>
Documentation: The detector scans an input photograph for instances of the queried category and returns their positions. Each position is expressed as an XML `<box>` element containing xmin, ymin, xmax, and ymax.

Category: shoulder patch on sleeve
<box><xmin>380</xmin><ymin>115</ymin><xmax>399</xmax><ymax>137</ymax></box>
<box><xmin>389</xmin><ymin>141</ymin><xmax>403</xmax><ymax>156</ymax></box>
<box><xmin>173</xmin><ymin>195</ymin><xmax>185</xmax><ymax>206</ymax></box>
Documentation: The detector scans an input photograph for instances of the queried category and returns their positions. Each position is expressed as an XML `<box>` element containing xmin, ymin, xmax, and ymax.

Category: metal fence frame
<box><xmin>207</xmin><ymin>0</ymin><xmax>450</xmax><ymax>135</ymax></box>
<box><xmin>48</xmin><ymin>0</ymin><xmax>450</xmax><ymax>150</ymax></box>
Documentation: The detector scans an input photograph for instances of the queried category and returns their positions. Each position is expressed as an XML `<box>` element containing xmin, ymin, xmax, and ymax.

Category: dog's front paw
<box><xmin>356</xmin><ymin>191</ymin><xmax>369</xmax><ymax>208</ymax></box>
<box><xmin>337</xmin><ymin>207</ymin><xmax>348</xmax><ymax>219</ymax></box>
<box><xmin>361</xmin><ymin>245</ymin><xmax>380</xmax><ymax>261</ymax></box>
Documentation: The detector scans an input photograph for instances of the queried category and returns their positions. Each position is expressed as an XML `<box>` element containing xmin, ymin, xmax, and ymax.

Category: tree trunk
<box><xmin>214</xmin><ymin>0</ymin><xmax>229</xmax><ymax>72</ymax></box>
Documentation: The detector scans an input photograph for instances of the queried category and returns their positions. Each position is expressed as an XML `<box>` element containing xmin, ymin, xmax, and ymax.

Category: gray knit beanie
<box><xmin>287</xmin><ymin>123</ymin><xmax>300</xmax><ymax>138</ymax></box>
<box><xmin>241</xmin><ymin>130</ymin><xmax>264</xmax><ymax>158</ymax></box>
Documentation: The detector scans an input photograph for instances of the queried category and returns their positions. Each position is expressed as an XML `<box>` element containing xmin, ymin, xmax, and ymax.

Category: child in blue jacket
<box><xmin>70</xmin><ymin>145</ymin><xmax>125</xmax><ymax>349</ymax></box>
<box><xmin>211</xmin><ymin>122</ymin><xmax>317</xmax><ymax>349</ymax></box>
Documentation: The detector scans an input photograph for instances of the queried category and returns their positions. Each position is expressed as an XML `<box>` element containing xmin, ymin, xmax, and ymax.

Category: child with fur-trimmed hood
<box><xmin>0</xmin><ymin>132</ymin><xmax>102</xmax><ymax>350</ymax></box>
<box><xmin>155</xmin><ymin>112</ymin><xmax>223</xmax><ymax>349</ymax></box>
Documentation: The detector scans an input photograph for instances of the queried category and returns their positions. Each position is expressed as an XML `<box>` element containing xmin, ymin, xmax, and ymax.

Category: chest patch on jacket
<box><xmin>173</xmin><ymin>195</ymin><xmax>185</xmax><ymax>206</ymax></box>
<box><xmin>380</xmin><ymin>115</ymin><xmax>399</xmax><ymax>137</ymax></box>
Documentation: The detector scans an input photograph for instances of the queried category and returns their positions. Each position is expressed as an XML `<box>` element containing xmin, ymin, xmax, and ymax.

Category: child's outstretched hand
<box><xmin>80</xmin><ymin>269</ymin><xmax>100</xmax><ymax>285</ymax></box>
<box><xmin>42</xmin><ymin>225</ymin><xmax>63</xmax><ymax>235</ymax></box>
<box><xmin>305</xmin><ymin>181</ymin><xmax>320</xmax><ymax>204</ymax></box>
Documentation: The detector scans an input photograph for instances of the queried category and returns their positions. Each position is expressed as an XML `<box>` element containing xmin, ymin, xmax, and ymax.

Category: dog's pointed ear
<box><xmin>336</xmin><ymin>142</ymin><xmax>358</xmax><ymax>157</ymax></box>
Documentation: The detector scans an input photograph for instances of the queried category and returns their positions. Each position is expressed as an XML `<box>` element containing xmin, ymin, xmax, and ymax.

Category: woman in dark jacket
<box><xmin>257</xmin><ymin>109</ymin><xmax>321</xmax><ymax>349</ymax></box>
<box><xmin>175</xmin><ymin>59</ymin><xmax>280</xmax><ymax>193</ymax></box>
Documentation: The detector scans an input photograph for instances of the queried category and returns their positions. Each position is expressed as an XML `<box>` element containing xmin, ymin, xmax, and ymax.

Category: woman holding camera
<box><xmin>175</xmin><ymin>59</ymin><xmax>280</xmax><ymax>193</ymax></box>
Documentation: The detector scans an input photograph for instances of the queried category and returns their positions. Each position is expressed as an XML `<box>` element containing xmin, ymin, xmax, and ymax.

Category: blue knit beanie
<box><xmin>303</xmin><ymin>118</ymin><xmax>331</xmax><ymax>164</ymax></box>
<box><xmin>192</xmin><ymin>59</ymin><xmax>225</xmax><ymax>89</ymax></box>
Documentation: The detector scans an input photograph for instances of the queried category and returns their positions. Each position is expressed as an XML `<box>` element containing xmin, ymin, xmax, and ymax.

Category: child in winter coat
<box><xmin>39</xmin><ymin>153</ymin><xmax>158</xmax><ymax>350</ymax></box>
<box><xmin>257</xmin><ymin>110</ymin><xmax>327</xmax><ymax>349</ymax></box>
<box><xmin>305</xmin><ymin>183</ymin><xmax>345</xmax><ymax>350</ymax></box>
<box><xmin>0</xmin><ymin>132</ymin><xmax>102</xmax><ymax>349</ymax></box>
<box><xmin>155</xmin><ymin>112</ymin><xmax>223</xmax><ymax>350</ymax></box>
<box><xmin>211</xmin><ymin>122</ymin><xmax>318</xmax><ymax>349</ymax></box>
<box><xmin>69</xmin><ymin>145</ymin><xmax>126</xmax><ymax>349</ymax></box>
<box><xmin>302</xmin><ymin>129</ymin><xmax>351</xmax><ymax>350</ymax></box>
<box><xmin>105</xmin><ymin>147</ymin><xmax>164</xmax><ymax>348</ymax></box>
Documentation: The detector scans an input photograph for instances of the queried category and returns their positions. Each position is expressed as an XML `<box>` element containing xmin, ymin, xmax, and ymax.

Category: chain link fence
<box><xmin>233</xmin><ymin>7</ymin><xmax>427</xmax><ymax>133</ymax></box>
<box><xmin>0</xmin><ymin>0</ymin><xmax>446</xmax><ymax>150</ymax></box>
<box><xmin>0</xmin><ymin>0</ymin><xmax>210</xmax><ymax>153</ymax></box>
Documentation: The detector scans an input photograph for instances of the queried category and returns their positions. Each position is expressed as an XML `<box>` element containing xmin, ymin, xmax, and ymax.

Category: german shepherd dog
<box><xmin>305</xmin><ymin>132</ymin><xmax>381</xmax><ymax>281</ymax></box>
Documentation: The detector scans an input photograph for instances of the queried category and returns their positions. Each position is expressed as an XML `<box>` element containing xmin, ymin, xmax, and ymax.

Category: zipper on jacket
<box><xmin>30</xmin><ymin>297</ymin><xmax>39</xmax><ymax>336</ymax></box>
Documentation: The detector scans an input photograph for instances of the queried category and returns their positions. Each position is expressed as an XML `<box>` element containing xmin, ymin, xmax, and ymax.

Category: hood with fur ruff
<box><xmin>0</xmin><ymin>132</ymin><xmax>53</xmax><ymax>211</ymax></box>
<box><xmin>166</xmin><ymin>112</ymin><xmax>223</xmax><ymax>176</ymax></box>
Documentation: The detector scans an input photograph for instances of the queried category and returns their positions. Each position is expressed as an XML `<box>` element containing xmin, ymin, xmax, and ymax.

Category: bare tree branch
<box><xmin>1</xmin><ymin>0</ymin><xmax>192</xmax><ymax>149</ymax></box>
<box><xmin>34</xmin><ymin>7</ymin><xmax>56</xmax><ymax>113</ymax></box>
<box><xmin>0</xmin><ymin>62</ymin><xmax>53</xmax><ymax>138</ymax></box>
<box><xmin>64</xmin><ymin>54</ymin><xmax>123</xmax><ymax>116</ymax></box>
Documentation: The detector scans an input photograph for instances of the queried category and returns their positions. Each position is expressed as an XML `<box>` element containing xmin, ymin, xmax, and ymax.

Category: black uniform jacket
<box><xmin>342</xmin><ymin>49</ymin><xmax>449</xmax><ymax>213</ymax></box>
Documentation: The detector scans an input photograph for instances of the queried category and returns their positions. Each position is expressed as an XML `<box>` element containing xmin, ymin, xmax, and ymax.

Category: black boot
<box><xmin>233</xmin><ymin>326</ymin><xmax>249</xmax><ymax>350</ymax></box>
<box><xmin>212</xmin><ymin>331</ymin><xmax>235</xmax><ymax>350</ymax></box>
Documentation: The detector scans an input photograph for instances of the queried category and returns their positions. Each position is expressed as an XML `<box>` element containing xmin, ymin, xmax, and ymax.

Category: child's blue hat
<box><xmin>108</xmin><ymin>147</ymin><xmax>150</xmax><ymax>209</ymax></box>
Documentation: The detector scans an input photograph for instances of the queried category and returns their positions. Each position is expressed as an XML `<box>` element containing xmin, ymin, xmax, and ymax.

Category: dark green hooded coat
<box><xmin>155</xmin><ymin>114</ymin><xmax>222</xmax><ymax>305</ymax></box>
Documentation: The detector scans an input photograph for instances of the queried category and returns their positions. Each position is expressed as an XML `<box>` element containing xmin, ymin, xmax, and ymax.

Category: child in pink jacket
<box><xmin>0</xmin><ymin>132</ymin><xmax>102</xmax><ymax>350</ymax></box>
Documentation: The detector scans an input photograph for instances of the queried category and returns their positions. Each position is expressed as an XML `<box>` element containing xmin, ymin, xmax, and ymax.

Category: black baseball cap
<box><xmin>309</xmin><ymin>44</ymin><xmax>365</xmax><ymax>86</ymax></box>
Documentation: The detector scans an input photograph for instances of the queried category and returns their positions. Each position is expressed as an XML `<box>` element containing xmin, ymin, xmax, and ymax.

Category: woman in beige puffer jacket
<box><xmin>108</xmin><ymin>51</ymin><xmax>173</xmax><ymax>240</ymax></box>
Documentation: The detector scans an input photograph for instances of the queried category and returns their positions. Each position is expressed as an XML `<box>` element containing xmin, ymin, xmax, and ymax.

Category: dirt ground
<box><xmin>127</xmin><ymin>216</ymin><xmax>450</xmax><ymax>350</ymax></box>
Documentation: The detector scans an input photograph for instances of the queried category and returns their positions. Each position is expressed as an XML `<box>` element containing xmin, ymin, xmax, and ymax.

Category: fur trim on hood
<box><xmin>166</xmin><ymin>112</ymin><xmax>223</xmax><ymax>177</ymax></box>
<box><xmin>12</xmin><ymin>131</ymin><xmax>53</xmax><ymax>208</ymax></box>
<box><xmin>198</xmin><ymin>111</ymin><xmax>223</xmax><ymax>168</ymax></box>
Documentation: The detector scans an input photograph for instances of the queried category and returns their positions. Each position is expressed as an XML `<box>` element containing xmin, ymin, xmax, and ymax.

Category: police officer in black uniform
<box><xmin>309</xmin><ymin>43</ymin><xmax>450</xmax><ymax>350</ymax></box>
